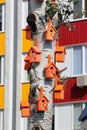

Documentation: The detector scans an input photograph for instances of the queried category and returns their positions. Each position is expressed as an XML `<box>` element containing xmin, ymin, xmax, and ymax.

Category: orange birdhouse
<box><xmin>28</xmin><ymin>37</ymin><xmax>41</xmax><ymax>63</ymax></box>
<box><xmin>44</xmin><ymin>55</ymin><xmax>59</xmax><ymax>78</ymax></box>
<box><xmin>55</xmin><ymin>39</ymin><xmax>66</xmax><ymax>62</ymax></box>
<box><xmin>20</xmin><ymin>101</ymin><xmax>30</xmax><ymax>117</ymax></box>
<box><xmin>53</xmin><ymin>82</ymin><xmax>64</xmax><ymax>100</ymax></box>
<box><xmin>24</xmin><ymin>55</ymin><xmax>32</xmax><ymax>70</ymax></box>
<box><xmin>24</xmin><ymin>25</ymin><xmax>32</xmax><ymax>40</ymax></box>
<box><xmin>44</xmin><ymin>18</ymin><xmax>57</xmax><ymax>41</ymax></box>
<box><xmin>36</xmin><ymin>87</ymin><xmax>49</xmax><ymax>112</ymax></box>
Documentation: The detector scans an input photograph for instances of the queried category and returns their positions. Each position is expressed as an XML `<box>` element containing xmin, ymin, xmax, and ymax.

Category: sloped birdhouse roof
<box><xmin>45</xmin><ymin>55</ymin><xmax>59</xmax><ymax>71</ymax></box>
<box><xmin>28</xmin><ymin>37</ymin><xmax>41</xmax><ymax>53</ymax></box>
<box><xmin>24</xmin><ymin>55</ymin><xmax>30</xmax><ymax>61</ymax></box>
<box><xmin>56</xmin><ymin>46</ymin><xmax>66</xmax><ymax>53</ymax></box>
<box><xmin>45</xmin><ymin>18</ymin><xmax>57</xmax><ymax>33</ymax></box>
<box><xmin>36</xmin><ymin>87</ymin><xmax>49</xmax><ymax>102</ymax></box>
<box><xmin>54</xmin><ymin>84</ymin><xmax>64</xmax><ymax>91</ymax></box>
<box><xmin>55</xmin><ymin>39</ymin><xmax>66</xmax><ymax>53</ymax></box>
<box><xmin>20</xmin><ymin>101</ymin><xmax>30</xmax><ymax>109</ymax></box>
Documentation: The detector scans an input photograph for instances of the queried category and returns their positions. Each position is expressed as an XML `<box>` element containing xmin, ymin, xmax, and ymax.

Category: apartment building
<box><xmin>54</xmin><ymin>0</ymin><xmax>87</xmax><ymax>130</ymax></box>
<box><xmin>0</xmin><ymin>0</ymin><xmax>87</xmax><ymax>130</ymax></box>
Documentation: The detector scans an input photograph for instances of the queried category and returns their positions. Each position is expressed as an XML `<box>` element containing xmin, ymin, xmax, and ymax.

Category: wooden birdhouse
<box><xmin>24</xmin><ymin>25</ymin><xmax>32</xmax><ymax>40</ymax></box>
<box><xmin>53</xmin><ymin>82</ymin><xmax>64</xmax><ymax>100</ymax></box>
<box><xmin>55</xmin><ymin>39</ymin><xmax>66</xmax><ymax>62</ymax></box>
<box><xmin>28</xmin><ymin>37</ymin><xmax>41</xmax><ymax>63</ymax></box>
<box><xmin>24</xmin><ymin>55</ymin><xmax>32</xmax><ymax>70</ymax></box>
<box><xmin>44</xmin><ymin>18</ymin><xmax>57</xmax><ymax>41</ymax></box>
<box><xmin>20</xmin><ymin>101</ymin><xmax>30</xmax><ymax>117</ymax></box>
<box><xmin>36</xmin><ymin>87</ymin><xmax>49</xmax><ymax>112</ymax></box>
<box><xmin>44</xmin><ymin>55</ymin><xmax>59</xmax><ymax>78</ymax></box>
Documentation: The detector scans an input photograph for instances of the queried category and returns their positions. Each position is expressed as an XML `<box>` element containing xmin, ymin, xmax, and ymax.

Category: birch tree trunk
<box><xmin>28</xmin><ymin>31</ymin><xmax>56</xmax><ymax>130</ymax></box>
<box><xmin>27</xmin><ymin>0</ymin><xmax>73</xmax><ymax>129</ymax></box>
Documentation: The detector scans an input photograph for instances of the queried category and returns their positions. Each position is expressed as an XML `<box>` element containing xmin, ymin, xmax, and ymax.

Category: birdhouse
<box><xmin>28</xmin><ymin>37</ymin><xmax>41</xmax><ymax>63</ymax></box>
<box><xmin>36</xmin><ymin>87</ymin><xmax>49</xmax><ymax>112</ymax></box>
<box><xmin>20</xmin><ymin>101</ymin><xmax>30</xmax><ymax>117</ymax></box>
<box><xmin>44</xmin><ymin>18</ymin><xmax>57</xmax><ymax>41</ymax></box>
<box><xmin>24</xmin><ymin>25</ymin><xmax>32</xmax><ymax>40</ymax></box>
<box><xmin>55</xmin><ymin>39</ymin><xmax>66</xmax><ymax>62</ymax></box>
<box><xmin>44</xmin><ymin>55</ymin><xmax>59</xmax><ymax>78</ymax></box>
<box><xmin>24</xmin><ymin>55</ymin><xmax>32</xmax><ymax>70</ymax></box>
<box><xmin>53</xmin><ymin>83</ymin><xmax>64</xmax><ymax>100</ymax></box>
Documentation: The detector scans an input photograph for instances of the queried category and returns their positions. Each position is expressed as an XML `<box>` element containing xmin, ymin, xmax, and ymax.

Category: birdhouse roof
<box><xmin>45</xmin><ymin>62</ymin><xmax>59</xmax><ymax>71</ymax></box>
<box><xmin>54</xmin><ymin>84</ymin><xmax>64</xmax><ymax>91</ymax></box>
<box><xmin>24</xmin><ymin>55</ymin><xmax>30</xmax><ymax>61</ymax></box>
<box><xmin>29</xmin><ymin>46</ymin><xmax>41</xmax><ymax>53</ymax></box>
<box><xmin>56</xmin><ymin>46</ymin><xmax>66</xmax><ymax>53</ymax></box>
<box><xmin>37</xmin><ymin>95</ymin><xmax>49</xmax><ymax>102</ymax></box>
<box><xmin>45</xmin><ymin>25</ymin><xmax>57</xmax><ymax>33</ymax></box>
<box><xmin>20</xmin><ymin>101</ymin><xmax>30</xmax><ymax>109</ymax></box>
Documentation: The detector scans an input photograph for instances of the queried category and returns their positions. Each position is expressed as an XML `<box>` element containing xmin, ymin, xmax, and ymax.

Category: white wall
<box><xmin>54</xmin><ymin>104</ymin><xmax>73</xmax><ymax>130</ymax></box>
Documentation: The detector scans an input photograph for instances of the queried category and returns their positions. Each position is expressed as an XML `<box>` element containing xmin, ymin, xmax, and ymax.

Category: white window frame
<box><xmin>0</xmin><ymin>4</ymin><xmax>5</xmax><ymax>32</ymax></box>
<box><xmin>0</xmin><ymin>56</ymin><xmax>5</xmax><ymax>85</ymax></box>
<box><xmin>21</xmin><ymin>53</ymin><xmax>30</xmax><ymax>83</ymax></box>
<box><xmin>70</xmin><ymin>0</ymin><xmax>87</xmax><ymax>21</ymax></box>
<box><xmin>54</xmin><ymin>102</ymin><xmax>87</xmax><ymax>130</ymax></box>
<box><xmin>72</xmin><ymin>45</ymin><xmax>87</xmax><ymax>77</ymax></box>
<box><xmin>22</xmin><ymin>1</ymin><xmax>28</xmax><ymax>29</ymax></box>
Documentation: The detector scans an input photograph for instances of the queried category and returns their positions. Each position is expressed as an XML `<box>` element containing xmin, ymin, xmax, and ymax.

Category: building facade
<box><xmin>54</xmin><ymin>0</ymin><xmax>87</xmax><ymax>130</ymax></box>
<box><xmin>0</xmin><ymin>0</ymin><xmax>87</xmax><ymax>130</ymax></box>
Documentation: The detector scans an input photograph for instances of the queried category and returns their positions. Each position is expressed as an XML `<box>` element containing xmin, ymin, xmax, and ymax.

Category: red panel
<box><xmin>59</xmin><ymin>20</ymin><xmax>87</xmax><ymax>46</ymax></box>
<box><xmin>53</xmin><ymin>77</ymin><xmax>87</xmax><ymax>104</ymax></box>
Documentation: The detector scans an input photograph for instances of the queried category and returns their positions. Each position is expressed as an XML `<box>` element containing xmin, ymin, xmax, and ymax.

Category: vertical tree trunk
<box><xmin>28</xmin><ymin>32</ymin><xmax>56</xmax><ymax>130</ymax></box>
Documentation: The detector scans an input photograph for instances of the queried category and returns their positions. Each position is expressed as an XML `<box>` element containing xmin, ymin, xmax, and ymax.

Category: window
<box><xmin>73</xmin><ymin>0</ymin><xmax>87</xmax><ymax>19</ymax></box>
<box><xmin>73</xmin><ymin>45</ymin><xmax>87</xmax><ymax>76</ymax></box>
<box><xmin>73</xmin><ymin>103</ymin><xmax>82</xmax><ymax>130</ymax></box>
<box><xmin>0</xmin><ymin>4</ymin><xmax>5</xmax><ymax>32</ymax></box>
<box><xmin>21</xmin><ymin>53</ymin><xmax>30</xmax><ymax>83</ymax></box>
<box><xmin>0</xmin><ymin>56</ymin><xmax>4</xmax><ymax>85</ymax></box>
<box><xmin>73</xmin><ymin>46</ymin><xmax>82</xmax><ymax>75</ymax></box>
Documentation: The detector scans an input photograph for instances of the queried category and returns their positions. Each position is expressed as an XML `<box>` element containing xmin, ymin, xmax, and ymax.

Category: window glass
<box><xmin>85</xmin><ymin>46</ymin><xmax>87</xmax><ymax>73</ymax></box>
<box><xmin>73</xmin><ymin>0</ymin><xmax>82</xmax><ymax>19</ymax></box>
<box><xmin>73</xmin><ymin>46</ymin><xmax>82</xmax><ymax>75</ymax></box>
<box><xmin>74</xmin><ymin>103</ymin><xmax>82</xmax><ymax>130</ymax></box>
<box><xmin>0</xmin><ymin>5</ymin><xmax>2</xmax><ymax>31</ymax></box>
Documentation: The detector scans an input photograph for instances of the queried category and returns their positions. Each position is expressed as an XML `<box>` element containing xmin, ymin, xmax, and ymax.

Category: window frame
<box><xmin>0</xmin><ymin>4</ymin><xmax>5</xmax><ymax>32</ymax></box>
<box><xmin>70</xmin><ymin>0</ymin><xmax>87</xmax><ymax>21</ymax></box>
<box><xmin>0</xmin><ymin>56</ymin><xmax>5</xmax><ymax>85</ymax></box>
<box><xmin>72</xmin><ymin>45</ymin><xmax>87</xmax><ymax>76</ymax></box>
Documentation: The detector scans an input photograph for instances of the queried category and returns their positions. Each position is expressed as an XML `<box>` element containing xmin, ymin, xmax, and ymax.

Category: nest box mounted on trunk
<box><xmin>28</xmin><ymin>37</ymin><xmax>41</xmax><ymax>63</ymax></box>
<box><xmin>53</xmin><ymin>80</ymin><xmax>64</xmax><ymax>100</ymax></box>
<box><xmin>55</xmin><ymin>39</ymin><xmax>66</xmax><ymax>62</ymax></box>
<box><xmin>36</xmin><ymin>87</ymin><xmax>49</xmax><ymax>112</ymax></box>
<box><xmin>24</xmin><ymin>55</ymin><xmax>32</xmax><ymax>70</ymax></box>
<box><xmin>24</xmin><ymin>25</ymin><xmax>32</xmax><ymax>40</ymax></box>
<box><xmin>44</xmin><ymin>18</ymin><xmax>57</xmax><ymax>41</ymax></box>
<box><xmin>20</xmin><ymin>101</ymin><xmax>30</xmax><ymax>117</ymax></box>
<box><xmin>44</xmin><ymin>55</ymin><xmax>59</xmax><ymax>78</ymax></box>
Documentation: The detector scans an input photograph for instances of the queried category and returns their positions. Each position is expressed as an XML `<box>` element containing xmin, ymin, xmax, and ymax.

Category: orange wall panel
<box><xmin>0</xmin><ymin>0</ymin><xmax>6</xmax><ymax>3</ymax></box>
<box><xmin>0</xmin><ymin>85</ymin><xmax>4</xmax><ymax>109</ymax></box>
<box><xmin>22</xmin><ymin>30</ymin><xmax>33</xmax><ymax>53</ymax></box>
<box><xmin>0</xmin><ymin>33</ymin><xmax>5</xmax><ymax>55</ymax></box>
